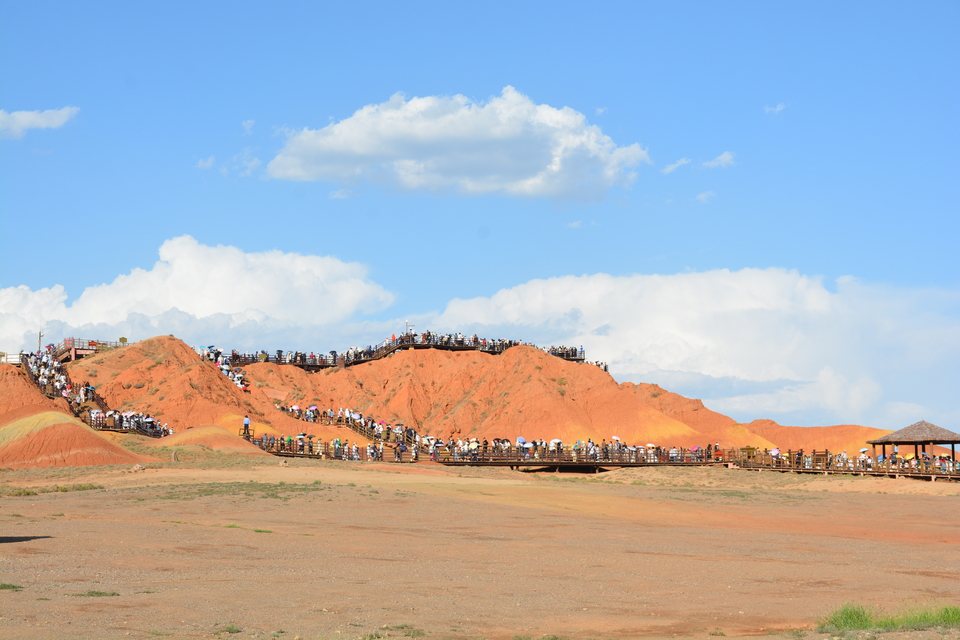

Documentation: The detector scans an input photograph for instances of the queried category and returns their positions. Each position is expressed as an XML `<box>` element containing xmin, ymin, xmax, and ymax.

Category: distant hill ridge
<box><xmin>68</xmin><ymin>335</ymin><xmax>890</xmax><ymax>451</ymax></box>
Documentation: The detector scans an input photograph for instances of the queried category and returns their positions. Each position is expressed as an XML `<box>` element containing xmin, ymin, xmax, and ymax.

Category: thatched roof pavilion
<box><xmin>867</xmin><ymin>420</ymin><xmax>959</xmax><ymax>461</ymax></box>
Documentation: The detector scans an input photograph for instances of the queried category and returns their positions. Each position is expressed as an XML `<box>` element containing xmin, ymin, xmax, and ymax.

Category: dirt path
<box><xmin>1</xmin><ymin>462</ymin><xmax>958</xmax><ymax>640</ymax></box>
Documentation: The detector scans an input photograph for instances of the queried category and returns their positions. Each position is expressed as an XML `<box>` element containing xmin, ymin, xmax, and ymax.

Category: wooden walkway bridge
<box><xmin>250</xmin><ymin>426</ymin><xmax>960</xmax><ymax>481</ymax></box>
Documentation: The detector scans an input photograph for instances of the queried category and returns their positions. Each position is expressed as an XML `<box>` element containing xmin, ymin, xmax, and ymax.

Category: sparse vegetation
<box><xmin>0</xmin><ymin>583</ymin><xmax>24</xmax><ymax>591</ymax></box>
<box><xmin>73</xmin><ymin>590</ymin><xmax>120</xmax><ymax>597</ymax></box>
<box><xmin>0</xmin><ymin>483</ymin><xmax>103</xmax><ymax>497</ymax></box>
<box><xmin>818</xmin><ymin>602</ymin><xmax>960</xmax><ymax>632</ymax></box>
<box><xmin>133</xmin><ymin>382</ymin><xmax>145</xmax><ymax>389</ymax></box>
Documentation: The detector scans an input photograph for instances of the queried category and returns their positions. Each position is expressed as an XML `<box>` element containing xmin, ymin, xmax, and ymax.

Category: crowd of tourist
<box><xmin>17</xmin><ymin>339</ymin><xmax>953</xmax><ymax>476</ymax></box>
<box><xmin>86</xmin><ymin>409</ymin><xmax>172</xmax><ymax>437</ymax></box>
<box><xmin>18</xmin><ymin>348</ymin><xmax>172</xmax><ymax>438</ymax></box>
<box><xmin>217</xmin><ymin>330</ymin><xmax>607</xmax><ymax>372</ymax></box>
<box><xmin>760</xmin><ymin>447</ymin><xmax>957</xmax><ymax>474</ymax></box>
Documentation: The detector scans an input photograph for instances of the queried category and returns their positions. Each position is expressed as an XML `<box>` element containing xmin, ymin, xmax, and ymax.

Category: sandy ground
<box><xmin>1</xmin><ymin>459</ymin><xmax>958</xmax><ymax>640</ymax></box>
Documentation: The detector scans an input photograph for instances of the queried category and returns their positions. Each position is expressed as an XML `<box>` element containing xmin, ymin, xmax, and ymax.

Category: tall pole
<box><xmin>38</xmin><ymin>331</ymin><xmax>43</xmax><ymax>354</ymax></box>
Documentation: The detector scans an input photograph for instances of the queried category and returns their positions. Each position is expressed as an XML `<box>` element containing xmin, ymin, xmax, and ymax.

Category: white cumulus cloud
<box><xmin>432</xmin><ymin>270</ymin><xmax>960</xmax><ymax>429</ymax></box>
<box><xmin>765</xmin><ymin>103</ymin><xmax>786</xmax><ymax>115</ymax></box>
<box><xmin>696</xmin><ymin>191</ymin><xmax>716</xmax><ymax>203</ymax></box>
<box><xmin>703</xmin><ymin>151</ymin><xmax>735</xmax><ymax>168</ymax></box>
<box><xmin>197</xmin><ymin>156</ymin><xmax>215</xmax><ymax>169</ymax></box>
<box><xmin>0</xmin><ymin>106</ymin><xmax>79</xmax><ymax>139</ymax></box>
<box><xmin>267</xmin><ymin>86</ymin><xmax>650</xmax><ymax>200</ymax></box>
<box><xmin>662</xmin><ymin>158</ymin><xmax>691</xmax><ymax>174</ymax></box>
<box><xmin>242</xmin><ymin>119</ymin><xmax>255</xmax><ymax>134</ymax></box>
<box><xmin>0</xmin><ymin>236</ymin><xmax>394</xmax><ymax>352</ymax></box>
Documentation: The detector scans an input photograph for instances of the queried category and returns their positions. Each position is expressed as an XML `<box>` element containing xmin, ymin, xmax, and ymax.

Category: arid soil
<box><xmin>1</xmin><ymin>460</ymin><xmax>958</xmax><ymax>640</ymax></box>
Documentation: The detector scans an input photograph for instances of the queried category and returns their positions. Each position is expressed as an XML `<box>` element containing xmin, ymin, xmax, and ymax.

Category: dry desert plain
<box><xmin>1</xmin><ymin>452</ymin><xmax>959</xmax><ymax>640</ymax></box>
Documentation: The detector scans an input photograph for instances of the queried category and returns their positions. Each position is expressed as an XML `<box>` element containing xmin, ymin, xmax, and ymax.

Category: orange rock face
<box><xmin>64</xmin><ymin>336</ymin><xmax>347</xmax><ymax>442</ymax></box>
<box><xmin>0</xmin><ymin>366</ymin><xmax>147</xmax><ymax>468</ymax></box>
<box><xmin>0</xmin><ymin>363</ymin><xmax>73</xmax><ymax>419</ymax></box>
<box><xmin>142</xmin><ymin>425</ymin><xmax>271</xmax><ymax>455</ymax></box>
<box><xmin>0</xmin><ymin>335</ymin><xmax>893</xmax><ymax>464</ymax></box>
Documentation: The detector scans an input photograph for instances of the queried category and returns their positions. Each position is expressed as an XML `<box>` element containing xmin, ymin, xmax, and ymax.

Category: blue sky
<box><xmin>2</xmin><ymin>1</ymin><xmax>958</xmax><ymax>430</ymax></box>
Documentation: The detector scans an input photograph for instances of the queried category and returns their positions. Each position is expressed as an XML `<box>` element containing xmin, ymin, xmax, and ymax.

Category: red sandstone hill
<box><xmin>0</xmin><ymin>363</ymin><xmax>73</xmax><ymax>420</ymax></box>
<box><xmin>64</xmin><ymin>336</ymin><xmax>348</xmax><ymax>442</ymax></box>
<box><xmin>242</xmin><ymin>343</ymin><xmax>891</xmax><ymax>450</ymax></box>
<box><xmin>1</xmin><ymin>335</ymin><xmax>893</xmax><ymax>463</ymax></box>
<box><xmin>0</xmin><ymin>365</ymin><xmax>146</xmax><ymax>468</ymax></box>
<box><xmin>739</xmin><ymin>419</ymin><xmax>893</xmax><ymax>454</ymax></box>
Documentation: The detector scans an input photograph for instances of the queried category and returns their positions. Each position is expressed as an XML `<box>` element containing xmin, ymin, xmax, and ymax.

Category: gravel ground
<box><xmin>0</xmin><ymin>461</ymin><xmax>958</xmax><ymax>639</ymax></box>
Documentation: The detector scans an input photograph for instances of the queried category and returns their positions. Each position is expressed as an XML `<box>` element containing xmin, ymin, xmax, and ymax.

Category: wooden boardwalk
<box><xmin>253</xmin><ymin>439</ymin><xmax>960</xmax><ymax>481</ymax></box>
<box><xmin>227</xmin><ymin>337</ymin><xmax>588</xmax><ymax>371</ymax></box>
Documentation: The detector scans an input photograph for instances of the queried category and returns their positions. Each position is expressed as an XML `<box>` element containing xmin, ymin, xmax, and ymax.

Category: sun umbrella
<box><xmin>904</xmin><ymin>453</ymin><xmax>916</xmax><ymax>460</ymax></box>
<box><xmin>859</xmin><ymin>448</ymin><xmax>869</xmax><ymax>453</ymax></box>
<box><xmin>770</xmin><ymin>448</ymin><xmax>780</xmax><ymax>455</ymax></box>
<box><xmin>628</xmin><ymin>446</ymin><xmax>637</xmax><ymax>451</ymax></box>
<box><xmin>646</xmin><ymin>443</ymin><xmax>656</xmax><ymax>447</ymax></box>
<box><xmin>524</xmin><ymin>443</ymin><xmax>535</xmax><ymax>448</ymax></box>
<box><xmin>291</xmin><ymin>405</ymin><xmax>300</xmax><ymax>410</ymax></box>
<box><xmin>550</xmin><ymin>439</ymin><xmax>562</xmax><ymax>444</ymax></box>
<box><xmin>690</xmin><ymin>445</ymin><xmax>700</xmax><ymax>451</ymax></box>
<box><xmin>309</xmin><ymin>405</ymin><xmax>318</xmax><ymax>410</ymax></box>
<box><xmin>307</xmin><ymin>435</ymin><xmax>316</xmax><ymax>438</ymax></box>
<box><xmin>517</xmin><ymin>437</ymin><xmax>526</xmax><ymax>444</ymax></box>
<box><xmin>611</xmin><ymin>436</ymin><xmax>621</xmax><ymax>441</ymax></box>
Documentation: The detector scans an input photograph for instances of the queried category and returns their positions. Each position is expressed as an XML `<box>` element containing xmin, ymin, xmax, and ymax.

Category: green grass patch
<box><xmin>0</xmin><ymin>583</ymin><xmax>24</xmax><ymax>591</ymax></box>
<box><xmin>819</xmin><ymin>602</ymin><xmax>960</xmax><ymax>632</ymax></box>
<box><xmin>219</xmin><ymin>623</ymin><xmax>242</xmax><ymax>634</ymax></box>
<box><xmin>73</xmin><ymin>590</ymin><xmax>119</xmax><ymax>597</ymax></box>
<box><xmin>0</xmin><ymin>483</ymin><xmax>103</xmax><ymax>497</ymax></box>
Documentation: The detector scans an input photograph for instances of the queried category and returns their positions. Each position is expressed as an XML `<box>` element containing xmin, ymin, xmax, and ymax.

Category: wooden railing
<box><xmin>253</xmin><ymin>438</ymin><xmax>960</xmax><ymax>478</ymax></box>
<box><xmin>229</xmin><ymin>335</ymin><xmax>587</xmax><ymax>371</ymax></box>
<box><xmin>53</xmin><ymin>337</ymin><xmax>128</xmax><ymax>359</ymax></box>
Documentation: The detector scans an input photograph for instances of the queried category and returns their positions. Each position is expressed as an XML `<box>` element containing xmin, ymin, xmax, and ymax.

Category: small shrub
<box><xmin>73</xmin><ymin>590</ymin><xmax>119</xmax><ymax>597</ymax></box>
<box><xmin>123</xmin><ymin>383</ymin><xmax>132</xmax><ymax>389</ymax></box>
<box><xmin>219</xmin><ymin>623</ymin><xmax>242</xmax><ymax>634</ymax></box>
<box><xmin>0</xmin><ymin>583</ymin><xmax>24</xmax><ymax>591</ymax></box>
<box><xmin>133</xmin><ymin>382</ymin><xmax>144</xmax><ymax>389</ymax></box>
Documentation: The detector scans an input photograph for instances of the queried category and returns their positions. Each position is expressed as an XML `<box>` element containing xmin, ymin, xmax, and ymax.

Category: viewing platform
<box><xmin>53</xmin><ymin>337</ymin><xmax>129</xmax><ymax>363</ymax></box>
<box><xmin>228</xmin><ymin>334</ymin><xmax>588</xmax><ymax>372</ymax></box>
